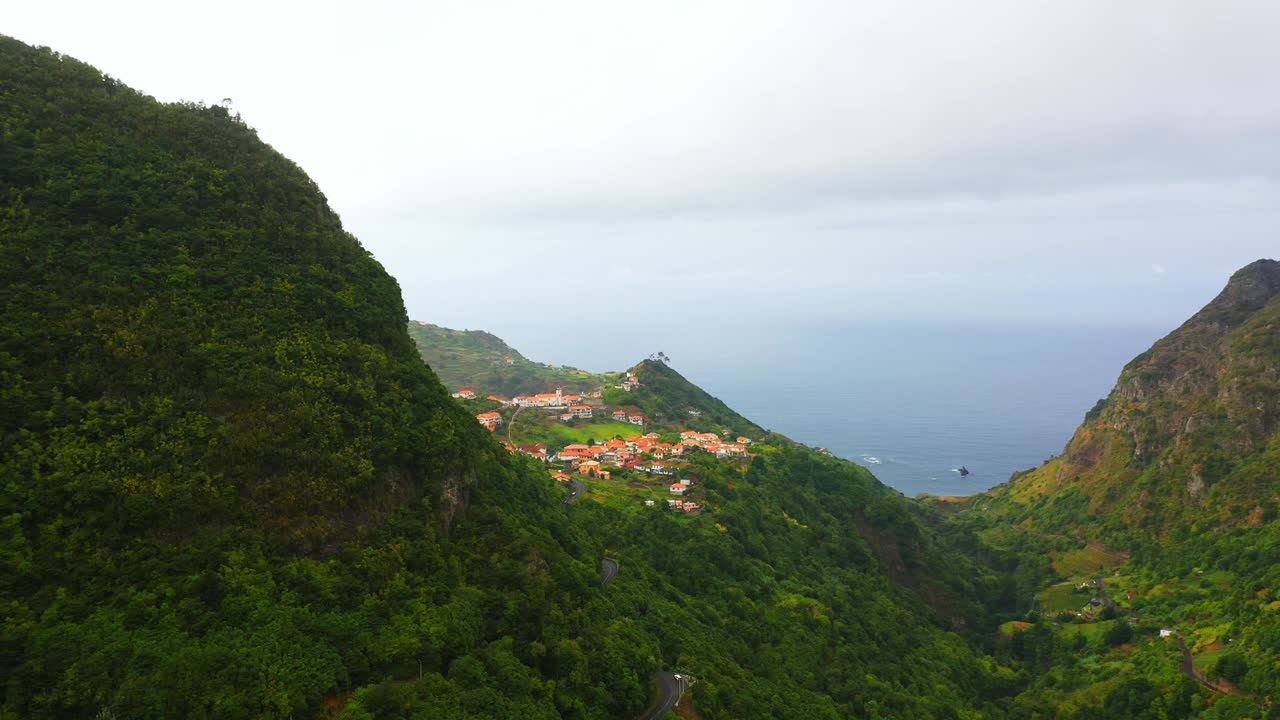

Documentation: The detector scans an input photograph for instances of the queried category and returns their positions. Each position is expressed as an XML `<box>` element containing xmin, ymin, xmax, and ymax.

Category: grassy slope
<box><xmin>623</xmin><ymin>359</ymin><xmax>766</xmax><ymax>438</ymax></box>
<box><xmin>408</xmin><ymin>322</ymin><xmax>612</xmax><ymax>397</ymax></box>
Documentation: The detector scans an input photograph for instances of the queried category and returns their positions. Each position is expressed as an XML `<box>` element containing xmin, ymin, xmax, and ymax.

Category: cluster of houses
<box><xmin>609</xmin><ymin>409</ymin><xmax>648</xmax><ymax>426</ymax></box>
<box><xmin>453</xmin><ymin>385</ymin><xmax>612</xmax><ymax>409</ymax></box>
<box><xmin>544</xmin><ymin>435</ymin><xmax>683</xmax><ymax>470</ymax></box>
<box><xmin>510</xmin><ymin>430</ymin><xmax>753</xmax><ymax>468</ymax></box>
<box><xmin>679</xmin><ymin>430</ymin><xmax>752</xmax><ymax>458</ymax></box>
<box><xmin>456</xmin><ymin>385</ymin><xmax>644</xmax><ymax>431</ymax></box>
<box><xmin>509</xmin><ymin>388</ymin><xmax>598</xmax><ymax>408</ymax></box>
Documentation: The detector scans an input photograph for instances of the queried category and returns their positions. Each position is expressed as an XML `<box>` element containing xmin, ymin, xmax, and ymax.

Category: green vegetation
<box><xmin>515</xmin><ymin>420</ymin><xmax>639</xmax><ymax>448</ymax></box>
<box><xmin>0</xmin><ymin>36</ymin><xmax>1019</xmax><ymax>720</ymax></box>
<box><xmin>577</xmin><ymin>473</ymin><xmax>670</xmax><ymax>510</ymax></box>
<box><xmin>623</xmin><ymin>359</ymin><xmax>765</xmax><ymax>437</ymax></box>
<box><xmin>1000</xmin><ymin>621</ymin><xmax>1034</xmax><ymax>636</ymax></box>
<box><xmin>5</xmin><ymin>31</ymin><xmax>1277</xmax><ymax>720</ymax></box>
<box><xmin>1040</xmin><ymin>583</ymin><xmax>1086</xmax><ymax>614</ymax></box>
<box><xmin>939</xmin><ymin>261</ymin><xmax>1280</xmax><ymax>719</ymax></box>
<box><xmin>407</xmin><ymin>322</ymin><xmax>612</xmax><ymax>397</ymax></box>
<box><xmin>1052</xmin><ymin>545</ymin><xmax>1126</xmax><ymax>577</ymax></box>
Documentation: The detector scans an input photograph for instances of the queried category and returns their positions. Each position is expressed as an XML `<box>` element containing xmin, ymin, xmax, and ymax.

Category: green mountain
<box><xmin>619</xmin><ymin>359</ymin><xmax>766</xmax><ymax>438</ymax></box>
<box><xmin>943</xmin><ymin>260</ymin><xmax>1280</xmax><ymax>719</ymax></box>
<box><xmin>984</xmin><ymin>259</ymin><xmax>1280</xmax><ymax>547</ymax></box>
<box><xmin>0</xmin><ymin>36</ymin><xmax>1013</xmax><ymax>720</ymax></box>
<box><xmin>408</xmin><ymin>321</ymin><xmax>611</xmax><ymax>398</ymax></box>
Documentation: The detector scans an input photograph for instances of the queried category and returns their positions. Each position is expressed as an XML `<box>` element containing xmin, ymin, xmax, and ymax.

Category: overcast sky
<box><xmin>9</xmin><ymin>2</ymin><xmax>1280</xmax><ymax>367</ymax></box>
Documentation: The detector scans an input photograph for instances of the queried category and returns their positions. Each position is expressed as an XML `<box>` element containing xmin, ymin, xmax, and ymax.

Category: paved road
<box><xmin>1177</xmin><ymin>635</ymin><xmax>1200</xmax><ymax>682</ymax></box>
<box><xmin>640</xmin><ymin>672</ymin><xmax>694</xmax><ymax>720</ymax></box>
<box><xmin>558</xmin><ymin>480</ymin><xmax>689</xmax><ymax>717</ymax></box>
<box><xmin>1175</xmin><ymin>634</ymin><xmax>1239</xmax><ymax>698</ymax></box>
<box><xmin>564</xmin><ymin>478</ymin><xmax>586</xmax><ymax>504</ymax></box>
<box><xmin>1095</xmin><ymin>577</ymin><xmax>1117</xmax><ymax>612</ymax></box>
<box><xmin>601</xmin><ymin>557</ymin><xmax>619</xmax><ymax>588</ymax></box>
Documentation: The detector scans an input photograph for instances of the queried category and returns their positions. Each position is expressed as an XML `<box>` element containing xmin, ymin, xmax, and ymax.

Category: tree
<box><xmin>1104</xmin><ymin>622</ymin><xmax>1133</xmax><ymax>646</ymax></box>
<box><xmin>1213</xmin><ymin>653</ymin><xmax>1250</xmax><ymax>685</ymax></box>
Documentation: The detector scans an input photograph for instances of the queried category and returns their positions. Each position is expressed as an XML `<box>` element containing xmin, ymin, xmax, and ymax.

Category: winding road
<box><xmin>1175</xmin><ymin>634</ymin><xmax>1245</xmax><ymax>700</ymax></box>
<box><xmin>1176</xmin><ymin>635</ymin><xmax>1201</xmax><ymax>683</ymax></box>
<box><xmin>1095</xmin><ymin>576</ymin><xmax>1116</xmax><ymax>612</ymax></box>
<box><xmin>564</xmin><ymin>478</ymin><xmax>586</xmax><ymax>504</ymax></box>
<box><xmin>640</xmin><ymin>672</ymin><xmax>695</xmax><ymax>720</ymax></box>
<box><xmin>560</xmin><ymin>478</ymin><xmax>693</xmax><ymax>716</ymax></box>
<box><xmin>601</xmin><ymin>557</ymin><xmax>619</xmax><ymax>588</ymax></box>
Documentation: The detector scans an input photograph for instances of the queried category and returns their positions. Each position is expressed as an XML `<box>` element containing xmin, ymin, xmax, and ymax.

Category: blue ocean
<box><xmin>661</xmin><ymin>323</ymin><xmax>1167</xmax><ymax>498</ymax></box>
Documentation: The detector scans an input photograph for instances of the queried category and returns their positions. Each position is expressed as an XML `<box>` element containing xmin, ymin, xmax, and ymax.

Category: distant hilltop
<box><xmin>410</xmin><ymin>321</ymin><xmax>765</xmax><ymax>437</ymax></box>
<box><xmin>407</xmin><ymin>321</ymin><xmax>610</xmax><ymax>397</ymax></box>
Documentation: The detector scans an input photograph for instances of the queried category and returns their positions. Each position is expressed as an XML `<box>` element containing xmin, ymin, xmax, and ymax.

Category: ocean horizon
<box><xmin>677</xmin><ymin>323</ymin><xmax>1167</xmax><ymax>497</ymax></box>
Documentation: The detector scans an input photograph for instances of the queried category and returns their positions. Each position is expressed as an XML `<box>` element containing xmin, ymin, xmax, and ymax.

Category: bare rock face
<box><xmin>438</xmin><ymin>468</ymin><xmax>477</xmax><ymax>536</ymax></box>
<box><xmin>1187</xmin><ymin>466</ymin><xmax>1206</xmax><ymax>503</ymax></box>
<box><xmin>1193</xmin><ymin>259</ymin><xmax>1280</xmax><ymax>330</ymax></box>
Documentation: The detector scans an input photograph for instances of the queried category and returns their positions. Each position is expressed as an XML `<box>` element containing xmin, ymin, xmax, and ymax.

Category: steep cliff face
<box><xmin>1008</xmin><ymin>260</ymin><xmax>1280</xmax><ymax>543</ymax></box>
<box><xmin>946</xmin><ymin>264</ymin><xmax>1280</xmax><ymax>720</ymax></box>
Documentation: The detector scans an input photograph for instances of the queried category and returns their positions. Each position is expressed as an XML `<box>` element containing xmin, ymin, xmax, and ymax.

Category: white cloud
<box><xmin>6</xmin><ymin>1</ymin><xmax>1280</xmax><ymax>341</ymax></box>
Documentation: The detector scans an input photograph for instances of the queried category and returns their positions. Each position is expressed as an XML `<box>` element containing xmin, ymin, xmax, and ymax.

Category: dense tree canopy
<box><xmin>6</xmin><ymin>32</ymin><xmax>1275</xmax><ymax>720</ymax></box>
<box><xmin>0</xmin><ymin>36</ymin><xmax>1012</xmax><ymax>719</ymax></box>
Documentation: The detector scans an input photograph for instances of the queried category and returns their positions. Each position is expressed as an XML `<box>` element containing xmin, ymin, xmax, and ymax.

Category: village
<box><xmin>452</xmin><ymin>375</ymin><xmax>756</xmax><ymax>514</ymax></box>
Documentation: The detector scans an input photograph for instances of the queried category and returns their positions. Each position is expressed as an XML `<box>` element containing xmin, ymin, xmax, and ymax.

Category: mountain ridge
<box><xmin>981</xmin><ymin>258</ymin><xmax>1280</xmax><ymax>547</ymax></box>
<box><xmin>1</xmin><ymin>35</ymin><xmax>1012</xmax><ymax>720</ymax></box>
<box><xmin>9</xmin><ymin>31</ymin><xmax>1276</xmax><ymax>720</ymax></box>
<box><xmin>941</xmin><ymin>259</ymin><xmax>1280</xmax><ymax>716</ymax></box>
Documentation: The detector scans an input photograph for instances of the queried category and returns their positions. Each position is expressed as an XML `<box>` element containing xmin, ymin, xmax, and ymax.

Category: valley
<box><xmin>1</xmin><ymin>32</ymin><xmax>1277</xmax><ymax>720</ymax></box>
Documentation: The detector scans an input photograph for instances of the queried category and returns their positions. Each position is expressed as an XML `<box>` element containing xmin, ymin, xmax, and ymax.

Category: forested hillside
<box><xmin>0</xmin><ymin>36</ymin><xmax>1013</xmax><ymax>720</ymax></box>
<box><xmin>943</xmin><ymin>261</ymin><xmax>1280</xmax><ymax>719</ymax></box>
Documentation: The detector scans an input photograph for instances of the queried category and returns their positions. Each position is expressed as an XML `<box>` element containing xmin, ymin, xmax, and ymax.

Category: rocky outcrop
<box><xmin>1008</xmin><ymin>259</ymin><xmax>1280</xmax><ymax>542</ymax></box>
